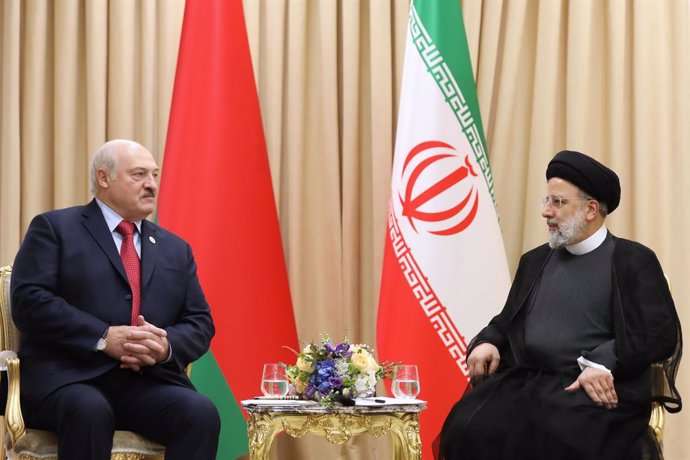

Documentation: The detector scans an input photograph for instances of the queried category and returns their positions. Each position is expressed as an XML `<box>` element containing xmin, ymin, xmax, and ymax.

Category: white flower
<box><xmin>366</xmin><ymin>354</ymin><xmax>380</xmax><ymax>373</ymax></box>
<box><xmin>335</xmin><ymin>358</ymin><xmax>349</xmax><ymax>377</ymax></box>
<box><xmin>354</xmin><ymin>376</ymin><xmax>369</xmax><ymax>395</ymax></box>
<box><xmin>367</xmin><ymin>371</ymin><xmax>377</xmax><ymax>388</ymax></box>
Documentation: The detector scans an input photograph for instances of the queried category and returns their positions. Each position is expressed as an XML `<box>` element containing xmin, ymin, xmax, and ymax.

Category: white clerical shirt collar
<box><xmin>565</xmin><ymin>224</ymin><xmax>608</xmax><ymax>255</ymax></box>
<box><xmin>95</xmin><ymin>198</ymin><xmax>143</xmax><ymax>234</ymax></box>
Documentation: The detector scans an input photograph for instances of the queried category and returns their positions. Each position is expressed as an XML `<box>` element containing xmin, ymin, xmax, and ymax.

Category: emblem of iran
<box><xmin>399</xmin><ymin>140</ymin><xmax>479</xmax><ymax>236</ymax></box>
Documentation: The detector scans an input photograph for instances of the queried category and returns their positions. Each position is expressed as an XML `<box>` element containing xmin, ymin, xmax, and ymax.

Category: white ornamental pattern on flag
<box><xmin>387</xmin><ymin>203</ymin><xmax>470</xmax><ymax>376</ymax></box>
<box><xmin>378</xmin><ymin>1</ymin><xmax>511</xmax><ymax>457</ymax></box>
<box><xmin>410</xmin><ymin>6</ymin><xmax>495</xmax><ymax>201</ymax></box>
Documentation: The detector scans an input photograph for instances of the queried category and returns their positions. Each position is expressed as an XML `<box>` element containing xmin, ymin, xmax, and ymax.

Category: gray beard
<box><xmin>547</xmin><ymin>208</ymin><xmax>587</xmax><ymax>249</ymax></box>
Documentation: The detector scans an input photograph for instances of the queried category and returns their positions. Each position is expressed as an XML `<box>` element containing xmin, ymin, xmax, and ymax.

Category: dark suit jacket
<box><xmin>469</xmin><ymin>233</ymin><xmax>681</xmax><ymax>408</ymax></box>
<box><xmin>10</xmin><ymin>199</ymin><xmax>215</xmax><ymax>403</ymax></box>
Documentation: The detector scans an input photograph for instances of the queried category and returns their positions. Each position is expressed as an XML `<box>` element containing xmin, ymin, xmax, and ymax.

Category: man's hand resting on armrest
<box><xmin>565</xmin><ymin>366</ymin><xmax>618</xmax><ymax>410</ymax></box>
<box><xmin>467</xmin><ymin>342</ymin><xmax>501</xmax><ymax>385</ymax></box>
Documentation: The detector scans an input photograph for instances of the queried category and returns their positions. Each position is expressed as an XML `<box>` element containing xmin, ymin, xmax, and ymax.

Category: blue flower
<box><xmin>334</xmin><ymin>342</ymin><xmax>349</xmax><ymax>355</ymax></box>
<box><xmin>317</xmin><ymin>380</ymin><xmax>333</xmax><ymax>395</ymax></box>
<box><xmin>325</xmin><ymin>341</ymin><xmax>337</xmax><ymax>354</ymax></box>
<box><xmin>328</xmin><ymin>375</ymin><xmax>343</xmax><ymax>389</ymax></box>
<box><xmin>316</xmin><ymin>359</ymin><xmax>335</xmax><ymax>379</ymax></box>
<box><xmin>304</xmin><ymin>383</ymin><xmax>317</xmax><ymax>399</ymax></box>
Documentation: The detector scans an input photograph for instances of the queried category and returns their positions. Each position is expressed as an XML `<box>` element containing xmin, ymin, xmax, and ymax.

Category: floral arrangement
<box><xmin>285</xmin><ymin>335</ymin><xmax>393</xmax><ymax>405</ymax></box>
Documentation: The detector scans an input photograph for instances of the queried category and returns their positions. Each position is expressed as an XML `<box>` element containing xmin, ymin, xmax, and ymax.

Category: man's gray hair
<box><xmin>89</xmin><ymin>139</ymin><xmax>142</xmax><ymax>194</ymax></box>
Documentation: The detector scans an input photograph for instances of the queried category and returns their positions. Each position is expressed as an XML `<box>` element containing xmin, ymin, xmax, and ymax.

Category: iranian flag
<box><xmin>157</xmin><ymin>1</ymin><xmax>298</xmax><ymax>458</ymax></box>
<box><xmin>377</xmin><ymin>0</ymin><xmax>510</xmax><ymax>457</ymax></box>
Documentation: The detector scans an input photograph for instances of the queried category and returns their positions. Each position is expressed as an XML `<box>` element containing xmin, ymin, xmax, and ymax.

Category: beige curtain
<box><xmin>0</xmin><ymin>0</ymin><xmax>183</xmax><ymax>260</ymax></box>
<box><xmin>1</xmin><ymin>0</ymin><xmax>688</xmax><ymax>459</ymax></box>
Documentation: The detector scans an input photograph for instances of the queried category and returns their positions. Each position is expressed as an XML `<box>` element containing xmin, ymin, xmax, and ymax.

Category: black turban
<box><xmin>546</xmin><ymin>150</ymin><xmax>621</xmax><ymax>213</ymax></box>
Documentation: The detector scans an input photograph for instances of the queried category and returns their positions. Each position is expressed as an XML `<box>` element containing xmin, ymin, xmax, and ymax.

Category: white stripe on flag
<box><xmin>377</xmin><ymin>1</ymin><xmax>511</xmax><ymax>457</ymax></box>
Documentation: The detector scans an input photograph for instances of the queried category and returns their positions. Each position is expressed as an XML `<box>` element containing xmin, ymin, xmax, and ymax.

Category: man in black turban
<box><xmin>546</xmin><ymin>150</ymin><xmax>621</xmax><ymax>213</ymax></box>
<box><xmin>438</xmin><ymin>150</ymin><xmax>682</xmax><ymax>460</ymax></box>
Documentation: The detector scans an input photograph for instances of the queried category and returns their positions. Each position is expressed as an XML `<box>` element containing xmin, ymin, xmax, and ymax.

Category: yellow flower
<box><xmin>351</xmin><ymin>345</ymin><xmax>380</xmax><ymax>372</ymax></box>
<box><xmin>296</xmin><ymin>355</ymin><xmax>314</xmax><ymax>373</ymax></box>
<box><xmin>294</xmin><ymin>379</ymin><xmax>307</xmax><ymax>394</ymax></box>
<box><xmin>366</xmin><ymin>354</ymin><xmax>380</xmax><ymax>373</ymax></box>
<box><xmin>351</xmin><ymin>348</ymin><xmax>371</xmax><ymax>371</ymax></box>
<box><xmin>296</xmin><ymin>345</ymin><xmax>315</xmax><ymax>373</ymax></box>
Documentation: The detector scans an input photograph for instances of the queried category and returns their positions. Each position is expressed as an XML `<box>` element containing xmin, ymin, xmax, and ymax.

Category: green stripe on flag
<box><xmin>191</xmin><ymin>351</ymin><xmax>248</xmax><ymax>459</ymax></box>
<box><xmin>414</xmin><ymin>0</ymin><xmax>486</xmax><ymax>148</ymax></box>
<box><xmin>412</xmin><ymin>0</ymin><xmax>497</xmax><ymax>204</ymax></box>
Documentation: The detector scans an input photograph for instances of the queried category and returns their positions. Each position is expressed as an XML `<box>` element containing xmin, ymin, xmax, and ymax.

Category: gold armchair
<box><xmin>649</xmin><ymin>274</ymin><xmax>682</xmax><ymax>450</ymax></box>
<box><xmin>649</xmin><ymin>363</ymin><xmax>666</xmax><ymax>445</ymax></box>
<box><xmin>0</xmin><ymin>265</ymin><xmax>165</xmax><ymax>460</ymax></box>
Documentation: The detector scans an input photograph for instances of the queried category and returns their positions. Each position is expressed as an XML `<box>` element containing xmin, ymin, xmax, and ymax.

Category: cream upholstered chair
<box><xmin>0</xmin><ymin>265</ymin><xmax>166</xmax><ymax>460</ymax></box>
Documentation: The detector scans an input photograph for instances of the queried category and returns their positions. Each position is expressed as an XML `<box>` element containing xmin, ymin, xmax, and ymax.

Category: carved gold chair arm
<box><xmin>649</xmin><ymin>402</ymin><xmax>665</xmax><ymax>445</ymax></box>
<box><xmin>1</xmin><ymin>352</ymin><xmax>26</xmax><ymax>450</ymax></box>
<box><xmin>649</xmin><ymin>362</ymin><xmax>667</xmax><ymax>445</ymax></box>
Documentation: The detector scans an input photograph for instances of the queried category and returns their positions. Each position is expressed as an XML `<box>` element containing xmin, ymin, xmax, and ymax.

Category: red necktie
<box><xmin>116</xmin><ymin>220</ymin><xmax>141</xmax><ymax>325</ymax></box>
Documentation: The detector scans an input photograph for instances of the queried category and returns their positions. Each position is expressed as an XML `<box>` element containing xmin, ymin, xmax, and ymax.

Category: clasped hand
<box><xmin>102</xmin><ymin>315</ymin><xmax>169</xmax><ymax>372</ymax></box>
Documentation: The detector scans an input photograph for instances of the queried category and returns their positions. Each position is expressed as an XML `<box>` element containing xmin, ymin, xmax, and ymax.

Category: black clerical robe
<box><xmin>438</xmin><ymin>234</ymin><xmax>681</xmax><ymax>460</ymax></box>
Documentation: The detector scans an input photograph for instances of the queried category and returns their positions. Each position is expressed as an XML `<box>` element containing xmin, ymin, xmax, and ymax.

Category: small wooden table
<box><xmin>242</xmin><ymin>399</ymin><xmax>426</xmax><ymax>459</ymax></box>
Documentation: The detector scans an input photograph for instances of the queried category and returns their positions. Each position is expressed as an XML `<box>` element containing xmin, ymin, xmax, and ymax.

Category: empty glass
<box><xmin>261</xmin><ymin>363</ymin><xmax>289</xmax><ymax>398</ymax></box>
<box><xmin>392</xmin><ymin>364</ymin><xmax>420</xmax><ymax>399</ymax></box>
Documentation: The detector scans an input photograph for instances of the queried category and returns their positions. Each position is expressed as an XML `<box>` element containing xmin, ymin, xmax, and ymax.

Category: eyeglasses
<box><xmin>541</xmin><ymin>195</ymin><xmax>591</xmax><ymax>209</ymax></box>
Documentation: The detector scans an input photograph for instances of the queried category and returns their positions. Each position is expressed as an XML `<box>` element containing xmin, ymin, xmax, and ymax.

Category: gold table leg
<box><xmin>389</xmin><ymin>412</ymin><xmax>422</xmax><ymax>460</ymax></box>
<box><xmin>246</xmin><ymin>411</ymin><xmax>421</xmax><ymax>460</ymax></box>
<box><xmin>247</xmin><ymin>412</ymin><xmax>283</xmax><ymax>460</ymax></box>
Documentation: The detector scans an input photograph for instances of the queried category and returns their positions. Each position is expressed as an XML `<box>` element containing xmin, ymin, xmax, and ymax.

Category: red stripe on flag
<box><xmin>158</xmin><ymin>0</ymin><xmax>298</xmax><ymax>409</ymax></box>
<box><xmin>378</xmin><ymin>209</ymin><xmax>469</xmax><ymax>459</ymax></box>
<box><xmin>378</xmin><ymin>3</ymin><xmax>510</xmax><ymax>458</ymax></box>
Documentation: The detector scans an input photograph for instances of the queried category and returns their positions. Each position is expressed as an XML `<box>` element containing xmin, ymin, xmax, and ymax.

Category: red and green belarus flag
<box><xmin>157</xmin><ymin>1</ymin><xmax>298</xmax><ymax>459</ymax></box>
<box><xmin>377</xmin><ymin>0</ymin><xmax>510</xmax><ymax>458</ymax></box>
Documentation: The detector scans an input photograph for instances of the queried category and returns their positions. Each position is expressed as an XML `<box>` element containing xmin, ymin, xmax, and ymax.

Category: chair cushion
<box><xmin>12</xmin><ymin>429</ymin><xmax>165</xmax><ymax>459</ymax></box>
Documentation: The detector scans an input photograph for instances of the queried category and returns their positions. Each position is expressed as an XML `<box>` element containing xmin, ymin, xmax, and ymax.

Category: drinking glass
<box><xmin>392</xmin><ymin>364</ymin><xmax>421</xmax><ymax>399</ymax></box>
<box><xmin>261</xmin><ymin>363</ymin><xmax>289</xmax><ymax>397</ymax></box>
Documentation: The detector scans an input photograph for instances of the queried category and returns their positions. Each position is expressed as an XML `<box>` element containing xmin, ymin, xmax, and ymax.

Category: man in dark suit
<box><xmin>11</xmin><ymin>139</ymin><xmax>220</xmax><ymax>460</ymax></box>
